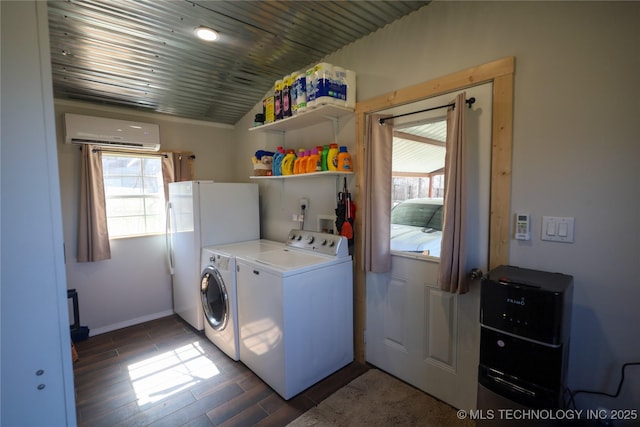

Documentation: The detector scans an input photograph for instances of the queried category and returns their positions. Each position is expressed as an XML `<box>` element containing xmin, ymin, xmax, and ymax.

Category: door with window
<box><xmin>366</xmin><ymin>83</ymin><xmax>492</xmax><ymax>410</ymax></box>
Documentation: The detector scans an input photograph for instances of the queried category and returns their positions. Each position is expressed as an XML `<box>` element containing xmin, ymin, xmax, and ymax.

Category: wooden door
<box><xmin>365</xmin><ymin>83</ymin><xmax>493</xmax><ymax>410</ymax></box>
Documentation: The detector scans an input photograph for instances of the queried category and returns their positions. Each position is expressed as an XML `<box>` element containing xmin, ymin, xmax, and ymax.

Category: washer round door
<box><xmin>200</xmin><ymin>265</ymin><xmax>228</xmax><ymax>331</ymax></box>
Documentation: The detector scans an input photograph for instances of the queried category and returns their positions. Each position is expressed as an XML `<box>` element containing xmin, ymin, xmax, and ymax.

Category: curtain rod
<box><xmin>378</xmin><ymin>97</ymin><xmax>476</xmax><ymax>125</ymax></box>
<box><xmin>91</xmin><ymin>148</ymin><xmax>168</xmax><ymax>158</ymax></box>
<box><xmin>87</xmin><ymin>147</ymin><xmax>196</xmax><ymax>160</ymax></box>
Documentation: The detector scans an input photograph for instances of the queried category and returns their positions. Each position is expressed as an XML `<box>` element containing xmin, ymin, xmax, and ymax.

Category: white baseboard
<box><xmin>89</xmin><ymin>309</ymin><xmax>175</xmax><ymax>336</ymax></box>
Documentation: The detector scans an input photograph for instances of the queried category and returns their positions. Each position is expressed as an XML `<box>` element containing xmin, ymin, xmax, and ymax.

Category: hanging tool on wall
<box><xmin>336</xmin><ymin>177</ymin><xmax>355</xmax><ymax>246</ymax></box>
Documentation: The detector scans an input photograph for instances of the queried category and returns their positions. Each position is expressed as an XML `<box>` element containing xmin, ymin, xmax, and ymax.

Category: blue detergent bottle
<box><xmin>272</xmin><ymin>146</ymin><xmax>285</xmax><ymax>176</ymax></box>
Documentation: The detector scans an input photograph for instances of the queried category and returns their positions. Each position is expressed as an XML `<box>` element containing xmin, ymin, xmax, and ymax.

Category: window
<box><xmin>102</xmin><ymin>154</ymin><xmax>165</xmax><ymax>238</ymax></box>
<box><xmin>390</xmin><ymin>118</ymin><xmax>446</xmax><ymax>257</ymax></box>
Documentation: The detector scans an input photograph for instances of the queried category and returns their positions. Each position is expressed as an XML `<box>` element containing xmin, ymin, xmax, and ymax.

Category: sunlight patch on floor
<box><xmin>127</xmin><ymin>341</ymin><xmax>220</xmax><ymax>406</ymax></box>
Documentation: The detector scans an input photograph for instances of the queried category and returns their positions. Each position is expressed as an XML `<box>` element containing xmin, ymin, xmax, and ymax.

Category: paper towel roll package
<box><xmin>332</xmin><ymin>66</ymin><xmax>347</xmax><ymax>103</ymax></box>
<box><xmin>292</xmin><ymin>72</ymin><xmax>307</xmax><ymax>114</ymax></box>
<box><xmin>327</xmin><ymin>66</ymin><xmax>356</xmax><ymax>109</ymax></box>
<box><xmin>310</xmin><ymin>63</ymin><xmax>356</xmax><ymax>109</ymax></box>
<box><xmin>312</xmin><ymin>62</ymin><xmax>335</xmax><ymax>107</ymax></box>
<box><xmin>305</xmin><ymin>67</ymin><xmax>317</xmax><ymax>109</ymax></box>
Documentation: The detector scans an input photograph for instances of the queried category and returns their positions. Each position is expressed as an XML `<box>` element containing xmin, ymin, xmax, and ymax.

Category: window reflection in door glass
<box><xmin>390</xmin><ymin>119</ymin><xmax>446</xmax><ymax>257</ymax></box>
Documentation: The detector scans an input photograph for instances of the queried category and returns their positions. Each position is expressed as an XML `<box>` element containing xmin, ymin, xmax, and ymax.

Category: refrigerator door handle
<box><xmin>165</xmin><ymin>201</ymin><xmax>175</xmax><ymax>275</ymax></box>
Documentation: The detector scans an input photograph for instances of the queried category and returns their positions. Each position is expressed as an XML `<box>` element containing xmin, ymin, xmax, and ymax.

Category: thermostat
<box><xmin>515</xmin><ymin>212</ymin><xmax>531</xmax><ymax>240</ymax></box>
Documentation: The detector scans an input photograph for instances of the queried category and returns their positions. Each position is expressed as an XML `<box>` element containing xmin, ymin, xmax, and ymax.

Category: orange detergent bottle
<box><xmin>293</xmin><ymin>150</ymin><xmax>307</xmax><ymax>175</ymax></box>
<box><xmin>307</xmin><ymin>148</ymin><xmax>321</xmax><ymax>173</ymax></box>
<box><xmin>337</xmin><ymin>146</ymin><xmax>353</xmax><ymax>172</ymax></box>
<box><xmin>293</xmin><ymin>149</ymin><xmax>305</xmax><ymax>174</ymax></box>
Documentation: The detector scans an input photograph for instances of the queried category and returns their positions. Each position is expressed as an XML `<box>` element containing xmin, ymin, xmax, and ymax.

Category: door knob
<box><xmin>469</xmin><ymin>268</ymin><xmax>483</xmax><ymax>280</ymax></box>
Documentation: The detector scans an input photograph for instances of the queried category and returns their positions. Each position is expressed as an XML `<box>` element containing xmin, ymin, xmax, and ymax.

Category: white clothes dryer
<box><xmin>236</xmin><ymin>229</ymin><xmax>353</xmax><ymax>400</ymax></box>
<box><xmin>200</xmin><ymin>240</ymin><xmax>283</xmax><ymax>360</ymax></box>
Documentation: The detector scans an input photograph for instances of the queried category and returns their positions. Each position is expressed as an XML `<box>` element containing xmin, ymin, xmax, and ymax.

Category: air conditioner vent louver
<box><xmin>64</xmin><ymin>113</ymin><xmax>160</xmax><ymax>152</ymax></box>
<box><xmin>70</xmin><ymin>139</ymin><xmax>147</xmax><ymax>148</ymax></box>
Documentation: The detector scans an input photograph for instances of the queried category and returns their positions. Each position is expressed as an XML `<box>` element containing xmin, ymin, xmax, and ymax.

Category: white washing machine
<box><xmin>236</xmin><ymin>229</ymin><xmax>353</xmax><ymax>400</ymax></box>
<box><xmin>200</xmin><ymin>240</ymin><xmax>283</xmax><ymax>360</ymax></box>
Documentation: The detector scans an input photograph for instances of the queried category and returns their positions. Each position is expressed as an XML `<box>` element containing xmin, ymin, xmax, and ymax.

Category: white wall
<box><xmin>55</xmin><ymin>100</ymin><xmax>238</xmax><ymax>334</ymax></box>
<box><xmin>236</xmin><ymin>1</ymin><xmax>640</xmax><ymax>412</ymax></box>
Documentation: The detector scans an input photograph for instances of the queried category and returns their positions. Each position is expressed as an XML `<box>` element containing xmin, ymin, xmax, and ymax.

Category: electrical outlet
<box><xmin>299</xmin><ymin>198</ymin><xmax>309</xmax><ymax>210</ymax></box>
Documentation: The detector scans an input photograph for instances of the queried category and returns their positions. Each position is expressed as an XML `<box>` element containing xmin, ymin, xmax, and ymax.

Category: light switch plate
<box><xmin>541</xmin><ymin>216</ymin><xmax>574</xmax><ymax>243</ymax></box>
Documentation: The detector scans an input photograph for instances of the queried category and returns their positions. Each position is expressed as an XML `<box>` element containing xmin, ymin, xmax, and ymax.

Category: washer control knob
<box><xmin>320</xmin><ymin>239</ymin><xmax>327</xmax><ymax>246</ymax></box>
<box><xmin>328</xmin><ymin>240</ymin><xmax>335</xmax><ymax>247</ymax></box>
<box><xmin>305</xmin><ymin>235</ymin><xmax>315</xmax><ymax>244</ymax></box>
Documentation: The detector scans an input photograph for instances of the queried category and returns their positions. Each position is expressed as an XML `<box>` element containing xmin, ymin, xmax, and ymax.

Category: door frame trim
<box><xmin>354</xmin><ymin>56</ymin><xmax>515</xmax><ymax>362</ymax></box>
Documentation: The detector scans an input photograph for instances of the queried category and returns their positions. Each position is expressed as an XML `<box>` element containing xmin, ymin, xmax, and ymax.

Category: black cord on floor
<box><xmin>566</xmin><ymin>362</ymin><xmax>640</xmax><ymax>410</ymax></box>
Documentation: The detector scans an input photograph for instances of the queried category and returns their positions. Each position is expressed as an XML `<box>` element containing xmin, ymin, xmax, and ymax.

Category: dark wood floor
<box><xmin>73</xmin><ymin>315</ymin><xmax>369</xmax><ymax>427</ymax></box>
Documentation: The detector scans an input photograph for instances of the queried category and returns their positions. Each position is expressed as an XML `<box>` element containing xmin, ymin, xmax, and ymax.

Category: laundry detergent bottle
<box><xmin>307</xmin><ymin>148</ymin><xmax>321</xmax><ymax>173</ymax></box>
<box><xmin>337</xmin><ymin>146</ymin><xmax>353</xmax><ymax>172</ymax></box>
<box><xmin>321</xmin><ymin>145</ymin><xmax>329</xmax><ymax>171</ymax></box>
<box><xmin>272</xmin><ymin>146</ymin><xmax>285</xmax><ymax>176</ymax></box>
<box><xmin>300</xmin><ymin>150</ymin><xmax>310</xmax><ymax>173</ymax></box>
<box><xmin>281</xmin><ymin>149</ymin><xmax>296</xmax><ymax>175</ymax></box>
<box><xmin>327</xmin><ymin>143</ymin><xmax>339</xmax><ymax>171</ymax></box>
<box><xmin>293</xmin><ymin>149</ymin><xmax>305</xmax><ymax>174</ymax></box>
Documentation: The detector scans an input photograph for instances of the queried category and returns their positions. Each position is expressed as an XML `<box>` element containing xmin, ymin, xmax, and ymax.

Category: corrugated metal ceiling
<box><xmin>47</xmin><ymin>0</ymin><xmax>430</xmax><ymax>125</ymax></box>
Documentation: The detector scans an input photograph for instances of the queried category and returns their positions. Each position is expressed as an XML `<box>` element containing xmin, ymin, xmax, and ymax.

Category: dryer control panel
<box><xmin>286</xmin><ymin>229</ymin><xmax>349</xmax><ymax>257</ymax></box>
<box><xmin>203</xmin><ymin>250</ymin><xmax>232</xmax><ymax>270</ymax></box>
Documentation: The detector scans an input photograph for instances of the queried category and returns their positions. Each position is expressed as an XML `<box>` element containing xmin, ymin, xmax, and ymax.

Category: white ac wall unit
<box><xmin>64</xmin><ymin>113</ymin><xmax>161</xmax><ymax>152</ymax></box>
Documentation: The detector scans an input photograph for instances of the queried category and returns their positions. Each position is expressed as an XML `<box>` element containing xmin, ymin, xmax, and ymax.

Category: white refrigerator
<box><xmin>166</xmin><ymin>181</ymin><xmax>260</xmax><ymax>330</ymax></box>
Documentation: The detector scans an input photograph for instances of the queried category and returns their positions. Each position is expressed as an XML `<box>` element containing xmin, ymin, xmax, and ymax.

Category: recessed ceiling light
<box><xmin>194</xmin><ymin>26</ymin><xmax>219</xmax><ymax>42</ymax></box>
